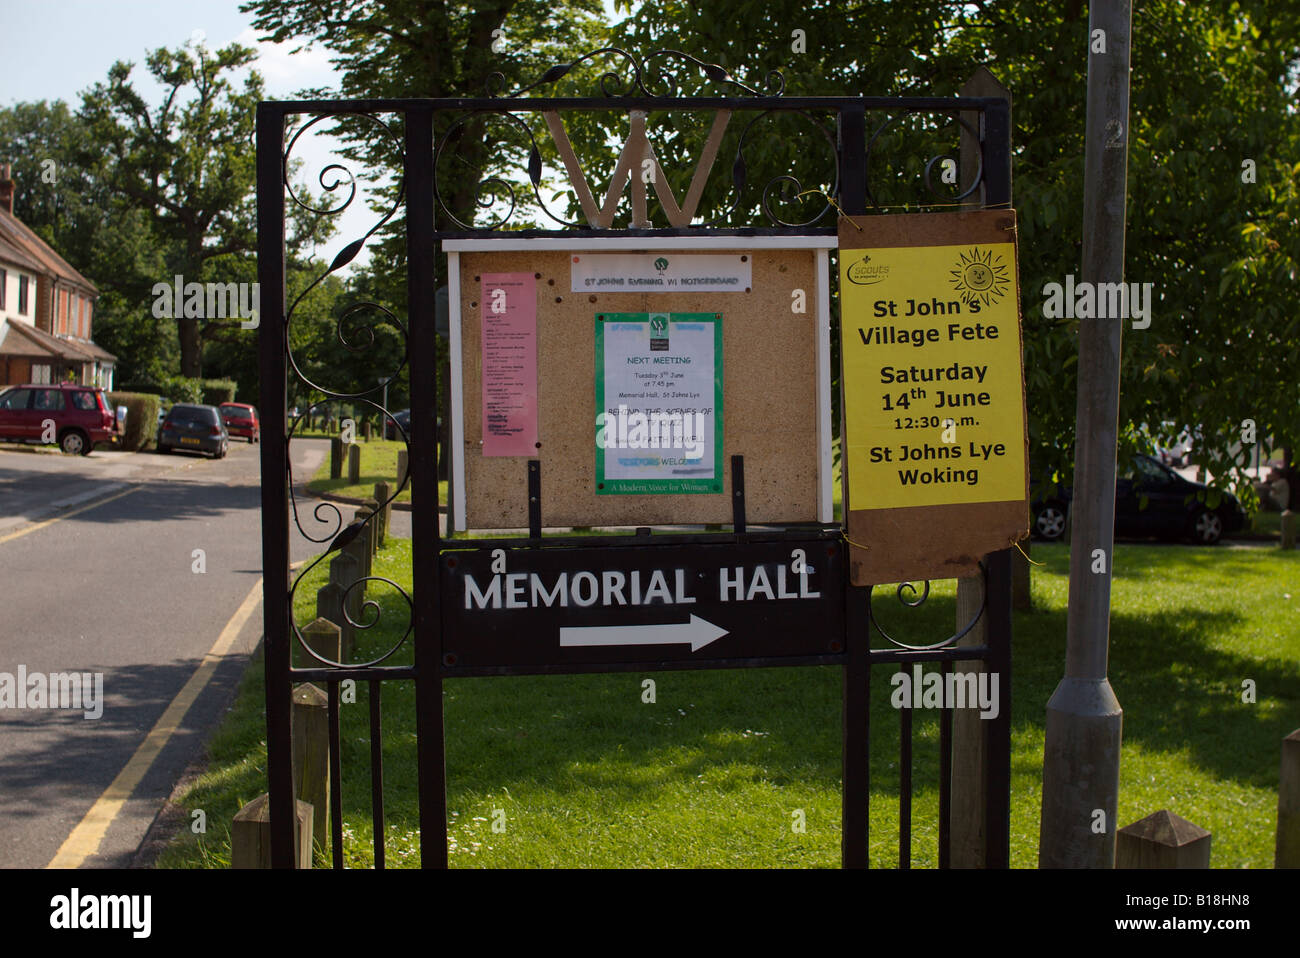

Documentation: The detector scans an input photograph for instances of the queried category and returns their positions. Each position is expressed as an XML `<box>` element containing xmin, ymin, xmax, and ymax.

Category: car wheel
<box><xmin>1033</xmin><ymin>502</ymin><xmax>1068</xmax><ymax>541</ymax></box>
<box><xmin>1190</xmin><ymin>509</ymin><xmax>1223</xmax><ymax>545</ymax></box>
<box><xmin>159</xmin><ymin>444</ymin><xmax>171</xmax><ymax>454</ymax></box>
<box><xmin>59</xmin><ymin>430</ymin><xmax>89</xmax><ymax>456</ymax></box>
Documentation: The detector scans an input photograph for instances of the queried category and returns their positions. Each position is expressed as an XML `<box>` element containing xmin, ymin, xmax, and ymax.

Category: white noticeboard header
<box><xmin>570</xmin><ymin>253</ymin><xmax>751</xmax><ymax>293</ymax></box>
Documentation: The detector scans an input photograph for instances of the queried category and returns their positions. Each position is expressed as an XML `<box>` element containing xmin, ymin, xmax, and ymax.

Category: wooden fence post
<box><xmin>1276</xmin><ymin>729</ymin><xmax>1300</xmax><ymax>867</ymax></box>
<box><xmin>362</xmin><ymin>498</ymin><xmax>381</xmax><ymax>557</ymax></box>
<box><xmin>1282</xmin><ymin>509</ymin><xmax>1296</xmax><ymax>550</ymax></box>
<box><xmin>397</xmin><ymin>449</ymin><xmax>410</xmax><ymax>494</ymax></box>
<box><xmin>330</xmin><ymin>556</ymin><xmax>361</xmax><ymax>655</ymax></box>
<box><xmin>296</xmin><ymin>617</ymin><xmax>341</xmax><ymax>668</ymax></box>
<box><xmin>330</xmin><ymin>437</ymin><xmax>343</xmax><ymax>479</ymax></box>
<box><xmin>231</xmin><ymin>794</ymin><xmax>313</xmax><ymax>868</ymax></box>
<box><xmin>291</xmin><ymin>683</ymin><xmax>330</xmax><ymax>860</ymax></box>
<box><xmin>1116</xmin><ymin>810</ymin><xmax>1211</xmax><ymax>868</ymax></box>
<box><xmin>316</xmin><ymin>581</ymin><xmax>353</xmax><ymax>660</ymax></box>
<box><xmin>950</xmin><ymin>573</ymin><xmax>988</xmax><ymax>867</ymax></box>
<box><xmin>373</xmin><ymin>481</ymin><xmax>391</xmax><ymax>546</ymax></box>
<box><xmin>1011</xmin><ymin>535</ymin><xmax>1032</xmax><ymax>611</ymax></box>
<box><xmin>348</xmin><ymin>443</ymin><xmax>361</xmax><ymax>485</ymax></box>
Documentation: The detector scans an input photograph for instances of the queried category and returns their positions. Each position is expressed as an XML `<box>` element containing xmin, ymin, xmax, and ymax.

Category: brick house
<box><xmin>0</xmin><ymin>164</ymin><xmax>115</xmax><ymax>389</ymax></box>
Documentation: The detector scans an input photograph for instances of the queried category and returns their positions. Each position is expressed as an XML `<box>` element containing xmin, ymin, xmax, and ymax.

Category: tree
<box><xmin>602</xmin><ymin>0</ymin><xmax>1300</xmax><ymax>511</ymax></box>
<box><xmin>78</xmin><ymin>39</ymin><xmax>331</xmax><ymax>378</ymax></box>
<box><xmin>0</xmin><ymin>100</ymin><xmax>176</xmax><ymax>384</ymax></box>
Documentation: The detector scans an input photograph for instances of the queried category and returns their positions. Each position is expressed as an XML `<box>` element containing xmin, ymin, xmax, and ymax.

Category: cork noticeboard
<box><xmin>451</xmin><ymin>245</ymin><xmax>827</xmax><ymax>530</ymax></box>
<box><xmin>838</xmin><ymin>211</ymin><xmax>1029</xmax><ymax>585</ymax></box>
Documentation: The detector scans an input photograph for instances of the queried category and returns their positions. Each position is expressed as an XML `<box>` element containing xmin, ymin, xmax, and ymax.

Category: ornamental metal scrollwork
<box><xmin>280</xmin><ymin>110</ymin><xmax>414</xmax><ymax>668</ymax></box>
<box><xmin>865</xmin><ymin>561</ymin><xmax>988</xmax><ymax>651</ymax></box>
<box><xmin>486</xmin><ymin>47</ymin><xmax>785</xmax><ymax>99</ymax></box>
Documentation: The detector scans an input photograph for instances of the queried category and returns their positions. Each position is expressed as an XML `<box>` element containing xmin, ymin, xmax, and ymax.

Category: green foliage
<box><xmin>122</xmin><ymin>375</ymin><xmax>202</xmax><ymax>404</ymax></box>
<box><xmin>107</xmin><ymin>391</ymin><xmax>162</xmax><ymax>451</ymax></box>
<box><xmin>201</xmin><ymin>379</ymin><xmax>239</xmax><ymax>406</ymax></box>
<box><xmin>598</xmin><ymin>0</ymin><xmax>1300</xmax><ymax>504</ymax></box>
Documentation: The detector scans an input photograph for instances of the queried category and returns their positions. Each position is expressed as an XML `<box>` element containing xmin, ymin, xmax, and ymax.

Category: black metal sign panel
<box><xmin>439</xmin><ymin>537</ymin><xmax>846</xmax><ymax>674</ymax></box>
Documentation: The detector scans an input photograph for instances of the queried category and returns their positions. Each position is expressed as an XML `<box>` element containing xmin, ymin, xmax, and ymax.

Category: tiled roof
<box><xmin>0</xmin><ymin>207</ymin><xmax>97</xmax><ymax>295</ymax></box>
<box><xmin>0</xmin><ymin>319</ymin><xmax>113</xmax><ymax>362</ymax></box>
<box><xmin>0</xmin><ymin>232</ymin><xmax>45</xmax><ymax>274</ymax></box>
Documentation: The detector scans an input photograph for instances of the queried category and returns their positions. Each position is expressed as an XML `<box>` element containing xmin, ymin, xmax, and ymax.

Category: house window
<box><xmin>18</xmin><ymin>275</ymin><xmax>29</xmax><ymax>315</ymax></box>
<box><xmin>31</xmin><ymin>364</ymin><xmax>51</xmax><ymax>384</ymax></box>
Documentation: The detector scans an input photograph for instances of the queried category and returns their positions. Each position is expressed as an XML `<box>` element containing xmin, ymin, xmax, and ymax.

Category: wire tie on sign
<box><xmin>841</xmin><ymin>532</ymin><xmax>870</xmax><ymax>552</ymax></box>
<box><xmin>796</xmin><ymin>189</ymin><xmax>863</xmax><ymax>230</ymax></box>
<box><xmin>1011</xmin><ymin>537</ymin><xmax>1045</xmax><ymax>566</ymax></box>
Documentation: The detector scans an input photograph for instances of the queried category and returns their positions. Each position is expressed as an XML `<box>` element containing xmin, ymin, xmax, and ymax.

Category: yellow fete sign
<box><xmin>838</xmin><ymin>210</ymin><xmax>1028</xmax><ymax>586</ymax></box>
<box><xmin>841</xmin><ymin>241</ymin><xmax>1026</xmax><ymax>509</ymax></box>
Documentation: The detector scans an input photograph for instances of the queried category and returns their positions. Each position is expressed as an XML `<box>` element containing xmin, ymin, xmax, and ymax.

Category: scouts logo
<box><xmin>846</xmin><ymin>253</ymin><xmax>889</xmax><ymax>285</ymax></box>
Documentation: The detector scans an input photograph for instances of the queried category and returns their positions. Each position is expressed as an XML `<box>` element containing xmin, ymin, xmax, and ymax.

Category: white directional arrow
<box><xmin>559</xmin><ymin>615</ymin><xmax>729</xmax><ymax>653</ymax></box>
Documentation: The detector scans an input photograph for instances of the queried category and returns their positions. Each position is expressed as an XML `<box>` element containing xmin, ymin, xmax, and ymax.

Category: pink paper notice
<box><xmin>480</xmin><ymin>272</ymin><xmax>538</xmax><ymax>456</ymax></box>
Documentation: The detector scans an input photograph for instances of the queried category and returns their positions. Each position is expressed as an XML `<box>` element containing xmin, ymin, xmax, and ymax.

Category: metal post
<box><xmin>1039</xmin><ymin>0</ymin><xmax>1130</xmax><ymax>868</ymax></box>
<box><xmin>256</xmin><ymin>103</ymin><xmax>295</xmax><ymax>868</ymax></box>
<box><xmin>408</xmin><ymin>104</ymin><xmax>450</xmax><ymax>869</ymax></box>
<box><xmin>838</xmin><ymin>100</ymin><xmax>869</xmax><ymax>869</ymax></box>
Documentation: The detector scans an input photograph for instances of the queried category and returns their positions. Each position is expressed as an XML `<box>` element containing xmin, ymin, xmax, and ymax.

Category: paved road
<box><xmin>0</xmin><ymin>438</ymin><xmax>334</xmax><ymax>868</ymax></box>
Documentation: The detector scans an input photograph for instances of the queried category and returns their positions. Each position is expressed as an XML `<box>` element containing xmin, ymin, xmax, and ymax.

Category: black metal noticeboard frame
<box><xmin>257</xmin><ymin>49</ymin><xmax>1014</xmax><ymax>869</ymax></box>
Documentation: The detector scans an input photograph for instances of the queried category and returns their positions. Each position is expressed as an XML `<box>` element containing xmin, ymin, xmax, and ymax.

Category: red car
<box><xmin>219</xmin><ymin>402</ymin><xmax>260</xmax><ymax>442</ymax></box>
<box><xmin>0</xmin><ymin>382</ymin><xmax>123</xmax><ymax>455</ymax></box>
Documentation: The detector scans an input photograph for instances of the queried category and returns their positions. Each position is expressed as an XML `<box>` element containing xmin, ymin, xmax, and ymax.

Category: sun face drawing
<box><xmin>949</xmin><ymin>247</ymin><xmax>1010</xmax><ymax>306</ymax></box>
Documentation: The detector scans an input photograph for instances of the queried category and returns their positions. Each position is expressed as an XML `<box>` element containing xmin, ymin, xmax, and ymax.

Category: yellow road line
<box><xmin>47</xmin><ymin>576</ymin><xmax>266</xmax><ymax>868</ymax></box>
<box><xmin>0</xmin><ymin>485</ymin><xmax>140</xmax><ymax>545</ymax></box>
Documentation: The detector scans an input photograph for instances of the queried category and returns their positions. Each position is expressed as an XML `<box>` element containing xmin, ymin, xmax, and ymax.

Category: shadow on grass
<box><xmin>162</xmin><ymin>540</ymin><xmax>1300</xmax><ymax>868</ymax></box>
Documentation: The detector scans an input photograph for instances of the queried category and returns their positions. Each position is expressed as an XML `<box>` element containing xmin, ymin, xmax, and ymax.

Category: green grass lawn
<box><xmin>157</xmin><ymin>538</ymin><xmax>1299</xmax><ymax>869</ymax></box>
<box><xmin>304</xmin><ymin>438</ymin><xmax>446</xmax><ymax>505</ymax></box>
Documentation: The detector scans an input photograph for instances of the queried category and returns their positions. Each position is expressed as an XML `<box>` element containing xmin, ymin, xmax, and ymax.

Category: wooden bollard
<box><xmin>1116</xmin><ymin>810</ymin><xmax>1211</xmax><ymax>868</ymax></box>
<box><xmin>298</xmin><ymin>617</ymin><xmax>341</xmax><ymax>668</ymax></box>
<box><xmin>363</xmin><ymin>420</ymin><xmax>373</xmax><ymax>441</ymax></box>
<box><xmin>347</xmin><ymin>443</ymin><xmax>361</xmax><ymax>485</ymax></box>
<box><xmin>316</xmin><ymin>581</ymin><xmax>353</xmax><ymax>659</ymax></box>
<box><xmin>1282</xmin><ymin>510</ymin><xmax>1296</xmax><ymax>550</ymax></box>
<box><xmin>373</xmin><ymin>481</ymin><xmax>391</xmax><ymax>546</ymax></box>
<box><xmin>1011</xmin><ymin>535</ymin><xmax>1032</xmax><ymax>611</ymax></box>
<box><xmin>1276</xmin><ymin>729</ymin><xmax>1300</xmax><ymax>867</ymax></box>
<box><xmin>231</xmin><ymin>794</ymin><xmax>313</xmax><ymax>868</ymax></box>
<box><xmin>328</xmin><ymin>554</ymin><xmax>362</xmax><ymax>655</ymax></box>
<box><xmin>345</xmin><ymin>524</ymin><xmax>370</xmax><ymax>583</ymax></box>
<box><xmin>397</xmin><ymin>449</ymin><xmax>409</xmax><ymax>494</ymax></box>
<box><xmin>292</xmin><ymin>683</ymin><xmax>330</xmax><ymax>859</ymax></box>
<box><xmin>330</xmin><ymin>437</ymin><xmax>343</xmax><ymax>480</ymax></box>
<box><xmin>361</xmin><ymin>499</ymin><xmax>381</xmax><ymax>557</ymax></box>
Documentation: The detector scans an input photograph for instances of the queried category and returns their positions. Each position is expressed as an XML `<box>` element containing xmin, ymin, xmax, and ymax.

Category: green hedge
<box><xmin>121</xmin><ymin>375</ymin><xmax>202</xmax><ymax>404</ymax></box>
<box><xmin>201</xmin><ymin>379</ymin><xmax>238</xmax><ymax>405</ymax></box>
<box><xmin>107</xmin><ymin>391</ymin><xmax>162</xmax><ymax>452</ymax></box>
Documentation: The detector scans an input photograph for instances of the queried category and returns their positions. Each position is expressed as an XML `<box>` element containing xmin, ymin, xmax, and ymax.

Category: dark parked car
<box><xmin>1032</xmin><ymin>453</ymin><xmax>1246</xmax><ymax>545</ymax></box>
<box><xmin>157</xmin><ymin>403</ymin><xmax>229</xmax><ymax>458</ymax></box>
<box><xmin>219</xmin><ymin>402</ymin><xmax>260</xmax><ymax>443</ymax></box>
<box><xmin>0</xmin><ymin>382</ymin><xmax>122</xmax><ymax>455</ymax></box>
<box><xmin>384</xmin><ymin>408</ymin><xmax>411</xmax><ymax>440</ymax></box>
